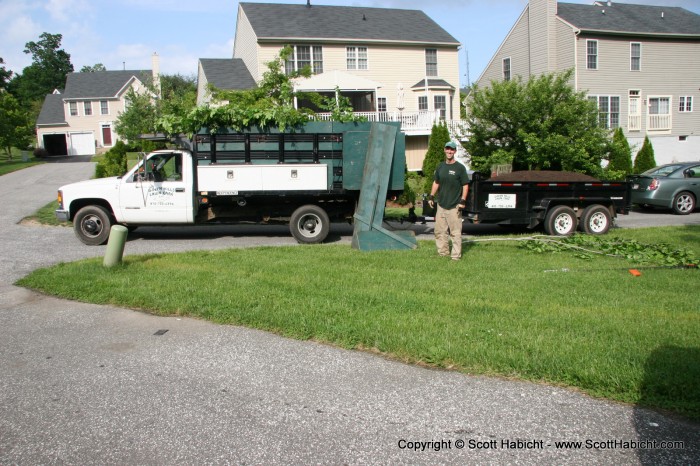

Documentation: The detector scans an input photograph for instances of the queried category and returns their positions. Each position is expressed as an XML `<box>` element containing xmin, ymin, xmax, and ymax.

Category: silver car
<box><xmin>629</xmin><ymin>162</ymin><xmax>700</xmax><ymax>214</ymax></box>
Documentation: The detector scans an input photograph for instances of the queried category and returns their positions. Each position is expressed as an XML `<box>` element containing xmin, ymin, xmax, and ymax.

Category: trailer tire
<box><xmin>74</xmin><ymin>205</ymin><xmax>113</xmax><ymax>245</ymax></box>
<box><xmin>544</xmin><ymin>205</ymin><xmax>577</xmax><ymax>236</ymax></box>
<box><xmin>290</xmin><ymin>205</ymin><xmax>330</xmax><ymax>244</ymax></box>
<box><xmin>580</xmin><ymin>204</ymin><xmax>611</xmax><ymax>235</ymax></box>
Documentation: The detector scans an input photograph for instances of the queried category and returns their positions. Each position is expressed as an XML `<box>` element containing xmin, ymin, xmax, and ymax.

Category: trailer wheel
<box><xmin>74</xmin><ymin>205</ymin><xmax>113</xmax><ymax>245</ymax></box>
<box><xmin>544</xmin><ymin>205</ymin><xmax>577</xmax><ymax>236</ymax></box>
<box><xmin>580</xmin><ymin>204</ymin><xmax>611</xmax><ymax>235</ymax></box>
<box><xmin>290</xmin><ymin>205</ymin><xmax>330</xmax><ymax>244</ymax></box>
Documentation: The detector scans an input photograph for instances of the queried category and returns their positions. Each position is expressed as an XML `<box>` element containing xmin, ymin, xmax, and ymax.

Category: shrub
<box><xmin>607</xmin><ymin>127</ymin><xmax>633</xmax><ymax>178</ymax></box>
<box><xmin>95</xmin><ymin>140</ymin><xmax>129</xmax><ymax>178</ymax></box>
<box><xmin>421</xmin><ymin>123</ymin><xmax>451</xmax><ymax>192</ymax></box>
<box><xmin>33</xmin><ymin>147</ymin><xmax>49</xmax><ymax>158</ymax></box>
<box><xmin>634</xmin><ymin>136</ymin><xmax>657</xmax><ymax>173</ymax></box>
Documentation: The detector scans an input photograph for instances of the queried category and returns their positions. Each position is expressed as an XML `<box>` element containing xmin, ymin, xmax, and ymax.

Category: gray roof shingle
<box><xmin>239</xmin><ymin>2</ymin><xmax>459</xmax><ymax>45</ymax></box>
<box><xmin>62</xmin><ymin>70</ymin><xmax>152</xmax><ymax>99</ymax></box>
<box><xmin>36</xmin><ymin>93</ymin><xmax>67</xmax><ymax>126</ymax></box>
<box><xmin>557</xmin><ymin>2</ymin><xmax>700</xmax><ymax>36</ymax></box>
<box><xmin>199</xmin><ymin>59</ymin><xmax>256</xmax><ymax>90</ymax></box>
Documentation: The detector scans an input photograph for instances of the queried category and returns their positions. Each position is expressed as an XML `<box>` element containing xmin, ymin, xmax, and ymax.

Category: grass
<box><xmin>17</xmin><ymin>225</ymin><xmax>700</xmax><ymax>418</ymax></box>
<box><xmin>0</xmin><ymin>151</ymin><xmax>44</xmax><ymax>175</ymax></box>
<box><xmin>21</xmin><ymin>201</ymin><xmax>66</xmax><ymax>226</ymax></box>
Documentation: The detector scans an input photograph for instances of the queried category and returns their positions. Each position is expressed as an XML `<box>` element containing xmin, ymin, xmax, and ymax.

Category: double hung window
<box><xmin>285</xmin><ymin>45</ymin><xmax>323</xmax><ymax>75</ymax></box>
<box><xmin>346</xmin><ymin>47</ymin><xmax>368</xmax><ymax>70</ymax></box>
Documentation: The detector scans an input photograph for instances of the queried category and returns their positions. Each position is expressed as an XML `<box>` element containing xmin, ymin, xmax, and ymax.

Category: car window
<box><xmin>643</xmin><ymin>165</ymin><xmax>683</xmax><ymax>177</ymax></box>
<box><xmin>687</xmin><ymin>166</ymin><xmax>700</xmax><ymax>178</ymax></box>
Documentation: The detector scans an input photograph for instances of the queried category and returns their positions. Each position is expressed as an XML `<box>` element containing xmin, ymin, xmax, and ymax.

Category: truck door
<box><xmin>119</xmin><ymin>152</ymin><xmax>191</xmax><ymax>223</ymax></box>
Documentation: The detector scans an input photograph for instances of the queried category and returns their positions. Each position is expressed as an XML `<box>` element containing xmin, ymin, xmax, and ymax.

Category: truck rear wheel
<box><xmin>544</xmin><ymin>205</ymin><xmax>577</xmax><ymax>236</ymax></box>
<box><xmin>580</xmin><ymin>204</ymin><xmax>611</xmax><ymax>235</ymax></box>
<box><xmin>290</xmin><ymin>205</ymin><xmax>330</xmax><ymax>244</ymax></box>
<box><xmin>74</xmin><ymin>205</ymin><xmax>113</xmax><ymax>245</ymax></box>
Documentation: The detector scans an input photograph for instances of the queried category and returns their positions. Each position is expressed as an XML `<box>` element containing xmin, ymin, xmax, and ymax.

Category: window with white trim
<box><xmin>630</xmin><ymin>42</ymin><xmax>641</xmax><ymax>71</ymax></box>
<box><xmin>285</xmin><ymin>45</ymin><xmax>323</xmax><ymax>75</ymax></box>
<box><xmin>586</xmin><ymin>40</ymin><xmax>598</xmax><ymax>70</ymax></box>
<box><xmin>425</xmin><ymin>49</ymin><xmax>438</xmax><ymax>77</ymax></box>
<box><xmin>434</xmin><ymin>95</ymin><xmax>446</xmax><ymax>120</ymax></box>
<box><xmin>679</xmin><ymin>96</ymin><xmax>693</xmax><ymax>112</ymax></box>
<box><xmin>588</xmin><ymin>95</ymin><xmax>620</xmax><ymax>129</ymax></box>
<box><xmin>100</xmin><ymin>100</ymin><xmax>109</xmax><ymax>115</ymax></box>
<box><xmin>418</xmin><ymin>96</ymin><xmax>428</xmax><ymax>111</ymax></box>
<box><xmin>84</xmin><ymin>101</ymin><xmax>92</xmax><ymax>116</ymax></box>
<box><xmin>346</xmin><ymin>46</ymin><xmax>368</xmax><ymax>70</ymax></box>
<box><xmin>377</xmin><ymin>97</ymin><xmax>386</xmax><ymax>112</ymax></box>
<box><xmin>648</xmin><ymin>96</ymin><xmax>672</xmax><ymax>131</ymax></box>
<box><xmin>502</xmin><ymin>57</ymin><xmax>511</xmax><ymax>81</ymax></box>
<box><xmin>69</xmin><ymin>102</ymin><xmax>78</xmax><ymax>116</ymax></box>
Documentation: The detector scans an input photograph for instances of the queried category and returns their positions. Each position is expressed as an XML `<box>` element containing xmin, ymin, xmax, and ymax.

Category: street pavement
<box><xmin>1</xmin><ymin>161</ymin><xmax>698</xmax><ymax>464</ymax></box>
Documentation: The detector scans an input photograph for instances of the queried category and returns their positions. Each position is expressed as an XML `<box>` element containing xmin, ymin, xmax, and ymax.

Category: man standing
<box><xmin>428</xmin><ymin>141</ymin><xmax>469</xmax><ymax>260</ymax></box>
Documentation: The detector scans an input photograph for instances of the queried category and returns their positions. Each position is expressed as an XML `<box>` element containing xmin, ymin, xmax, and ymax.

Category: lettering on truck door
<box><xmin>120</xmin><ymin>152</ymin><xmax>190</xmax><ymax>223</ymax></box>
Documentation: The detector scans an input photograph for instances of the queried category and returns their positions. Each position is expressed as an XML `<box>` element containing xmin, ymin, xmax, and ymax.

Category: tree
<box><xmin>114</xmin><ymin>74</ymin><xmax>197</xmax><ymax>148</ymax></box>
<box><xmin>80</xmin><ymin>63</ymin><xmax>106</xmax><ymax>72</ymax></box>
<box><xmin>0</xmin><ymin>58</ymin><xmax>12</xmax><ymax>91</ymax></box>
<box><xmin>606</xmin><ymin>127</ymin><xmax>633</xmax><ymax>179</ymax></box>
<box><xmin>421</xmin><ymin>123</ymin><xmax>451</xmax><ymax>192</ymax></box>
<box><xmin>157</xmin><ymin>46</ymin><xmax>362</xmax><ymax>136</ymax></box>
<box><xmin>465</xmin><ymin>70</ymin><xmax>608</xmax><ymax>177</ymax></box>
<box><xmin>0</xmin><ymin>92</ymin><xmax>33</xmax><ymax>158</ymax></box>
<box><xmin>634</xmin><ymin>136</ymin><xmax>657</xmax><ymax>173</ymax></box>
<box><xmin>7</xmin><ymin>33</ymin><xmax>74</xmax><ymax>106</ymax></box>
<box><xmin>114</xmin><ymin>87</ymin><xmax>159</xmax><ymax>144</ymax></box>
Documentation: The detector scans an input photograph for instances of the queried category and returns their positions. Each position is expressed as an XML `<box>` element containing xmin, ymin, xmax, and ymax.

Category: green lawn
<box><xmin>17</xmin><ymin>225</ymin><xmax>700</xmax><ymax>419</ymax></box>
<box><xmin>0</xmin><ymin>151</ymin><xmax>44</xmax><ymax>175</ymax></box>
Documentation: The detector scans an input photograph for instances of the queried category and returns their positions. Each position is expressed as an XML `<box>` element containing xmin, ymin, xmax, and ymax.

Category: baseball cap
<box><xmin>444</xmin><ymin>141</ymin><xmax>457</xmax><ymax>150</ymax></box>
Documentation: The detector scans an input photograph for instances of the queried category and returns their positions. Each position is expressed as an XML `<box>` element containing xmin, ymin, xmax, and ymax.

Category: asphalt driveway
<box><xmin>1</xmin><ymin>162</ymin><xmax>698</xmax><ymax>464</ymax></box>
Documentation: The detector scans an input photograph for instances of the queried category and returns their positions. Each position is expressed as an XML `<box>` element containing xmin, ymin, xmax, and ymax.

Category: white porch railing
<box><xmin>313</xmin><ymin>111</ymin><xmax>469</xmax><ymax>139</ymax></box>
<box><xmin>648</xmin><ymin>114</ymin><xmax>671</xmax><ymax>131</ymax></box>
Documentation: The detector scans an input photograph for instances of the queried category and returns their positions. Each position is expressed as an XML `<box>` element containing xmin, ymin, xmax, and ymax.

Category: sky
<box><xmin>1</xmin><ymin>0</ymin><xmax>699</xmax><ymax>89</ymax></box>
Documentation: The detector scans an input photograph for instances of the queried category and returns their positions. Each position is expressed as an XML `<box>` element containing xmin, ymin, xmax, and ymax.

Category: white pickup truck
<box><xmin>56</xmin><ymin>122</ymin><xmax>406</xmax><ymax>245</ymax></box>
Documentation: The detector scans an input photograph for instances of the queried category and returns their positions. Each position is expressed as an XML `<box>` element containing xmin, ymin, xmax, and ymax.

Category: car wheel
<box><xmin>579</xmin><ymin>204</ymin><xmax>611</xmax><ymax>235</ymax></box>
<box><xmin>672</xmin><ymin>191</ymin><xmax>696</xmax><ymax>215</ymax></box>
<box><xmin>74</xmin><ymin>205</ymin><xmax>113</xmax><ymax>245</ymax></box>
<box><xmin>544</xmin><ymin>205</ymin><xmax>577</xmax><ymax>236</ymax></box>
<box><xmin>290</xmin><ymin>205</ymin><xmax>330</xmax><ymax>244</ymax></box>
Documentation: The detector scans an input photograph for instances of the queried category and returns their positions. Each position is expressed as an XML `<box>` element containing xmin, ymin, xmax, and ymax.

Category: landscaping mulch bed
<box><xmin>488</xmin><ymin>170</ymin><xmax>599</xmax><ymax>182</ymax></box>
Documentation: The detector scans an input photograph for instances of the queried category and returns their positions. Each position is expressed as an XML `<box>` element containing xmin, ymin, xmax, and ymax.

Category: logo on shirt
<box><xmin>449</xmin><ymin>170</ymin><xmax>456</xmax><ymax>175</ymax></box>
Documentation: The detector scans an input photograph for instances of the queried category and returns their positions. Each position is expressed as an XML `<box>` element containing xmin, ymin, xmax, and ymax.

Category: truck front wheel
<box><xmin>290</xmin><ymin>205</ymin><xmax>330</xmax><ymax>244</ymax></box>
<box><xmin>74</xmin><ymin>205</ymin><xmax>113</xmax><ymax>245</ymax></box>
<box><xmin>544</xmin><ymin>205</ymin><xmax>577</xmax><ymax>236</ymax></box>
<box><xmin>580</xmin><ymin>204</ymin><xmax>611</xmax><ymax>235</ymax></box>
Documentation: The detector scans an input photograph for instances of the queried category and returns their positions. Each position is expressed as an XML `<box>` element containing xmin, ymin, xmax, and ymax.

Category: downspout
<box><xmin>573</xmin><ymin>28</ymin><xmax>580</xmax><ymax>91</ymax></box>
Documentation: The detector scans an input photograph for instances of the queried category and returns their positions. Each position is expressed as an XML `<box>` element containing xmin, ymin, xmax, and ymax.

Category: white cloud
<box><xmin>44</xmin><ymin>0</ymin><xmax>94</xmax><ymax>22</ymax></box>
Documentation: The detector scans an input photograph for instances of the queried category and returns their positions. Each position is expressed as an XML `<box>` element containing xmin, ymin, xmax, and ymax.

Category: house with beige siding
<box><xmin>197</xmin><ymin>2</ymin><xmax>466</xmax><ymax>171</ymax></box>
<box><xmin>476</xmin><ymin>0</ymin><xmax>700</xmax><ymax>165</ymax></box>
<box><xmin>36</xmin><ymin>60</ymin><xmax>159</xmax><ymax>156</ymax></box>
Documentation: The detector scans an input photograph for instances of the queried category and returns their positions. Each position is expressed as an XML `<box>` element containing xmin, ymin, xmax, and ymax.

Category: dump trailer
<box><xmin>460</xmin><ymin>172</ymin><xmax>632</xmax><ymax>235</ymax></box>
<box><xmin>56</xmin><ymin>122</ymin><xmax>406</xmax><ymax>245</ymax></box>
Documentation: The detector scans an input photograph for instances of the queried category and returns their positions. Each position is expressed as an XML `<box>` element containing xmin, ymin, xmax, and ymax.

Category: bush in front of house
<box><xmin>95</xmin><ymin>140</ymin><xmax>130</xmax><ymax>178</ymax></box>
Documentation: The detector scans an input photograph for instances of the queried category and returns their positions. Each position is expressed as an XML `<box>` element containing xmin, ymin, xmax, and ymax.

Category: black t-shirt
<box><xmin>434</xmin><ymin>161</ymin><xmax>469</xmax><ymax>209</ymax></box>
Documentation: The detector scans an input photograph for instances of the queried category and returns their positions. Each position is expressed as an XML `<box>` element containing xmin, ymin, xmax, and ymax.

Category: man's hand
<box><xmin>428</xmin><ymin>195</ymin><xmax>435</xmax><ymax>209</ymax></box>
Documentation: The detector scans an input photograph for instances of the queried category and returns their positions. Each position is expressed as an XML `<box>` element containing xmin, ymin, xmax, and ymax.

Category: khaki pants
<box><xmin>434</xmin><ymin>205</ymin><xmax>463</xmax><ymax>259</ymax></box>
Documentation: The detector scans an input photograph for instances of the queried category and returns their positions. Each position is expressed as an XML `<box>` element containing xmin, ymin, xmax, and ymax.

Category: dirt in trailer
<box><xmin>488</xmin><ymin>170</ymin><xmax>600</xmax><ymax>182</ymax></box>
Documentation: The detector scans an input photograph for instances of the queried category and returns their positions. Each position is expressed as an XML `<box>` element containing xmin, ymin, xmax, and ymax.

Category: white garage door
<box><xmin>68</xmin><ymin>132</ymin><xmax>95</xmax><ymax>156</ymax></box>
